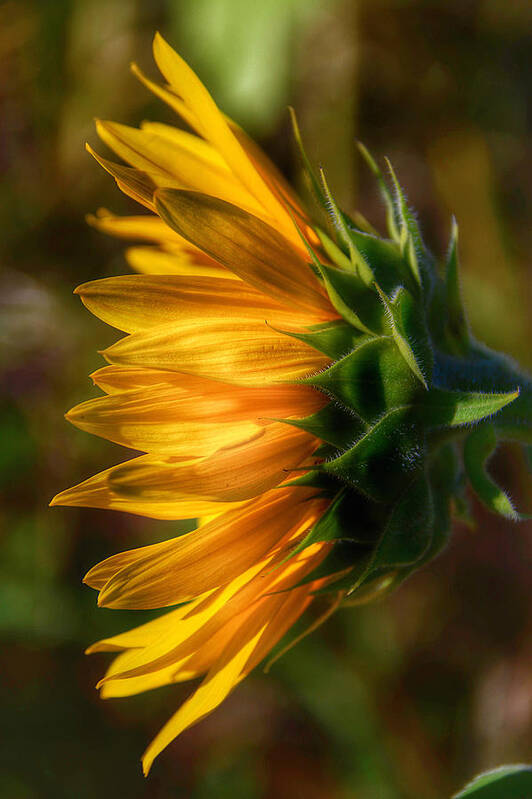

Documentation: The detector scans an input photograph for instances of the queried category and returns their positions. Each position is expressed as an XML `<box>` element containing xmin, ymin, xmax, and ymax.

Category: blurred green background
<box><xmin>1</xmin><ymin>0</ymin><xmax>532</xmax><ymax>797</ymax></box>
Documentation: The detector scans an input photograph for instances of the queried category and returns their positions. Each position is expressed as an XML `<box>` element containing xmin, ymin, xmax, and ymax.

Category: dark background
<box><xmin>1</xmin><ymin>1</ymin><xmax>532</xmax><ymax>796</ymax></box>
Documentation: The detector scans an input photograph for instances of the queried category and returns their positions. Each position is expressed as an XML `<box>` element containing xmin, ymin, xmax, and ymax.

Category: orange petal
<box><xmin>87</xmin><ymin>488</ymin><xmax>324</xmax><ymax>608</ymax></box>
<box><xmin>67</xmin><ymin>376</ymin><xmax>325</xmax><ymax>456</ymax></box>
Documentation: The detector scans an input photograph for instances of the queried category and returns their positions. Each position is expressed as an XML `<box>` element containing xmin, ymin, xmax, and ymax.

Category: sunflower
<box><xmin>51</xmin><ymin>33</ymin><xmax>532</xmax><ymax>774</ymax></box>
<box><xmin>51</xmin><ymin>33</ymin><xmax>346</xmax><ymax>774</ymax></box>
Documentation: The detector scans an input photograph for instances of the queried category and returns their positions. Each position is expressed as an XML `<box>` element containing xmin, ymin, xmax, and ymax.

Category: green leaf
<box><xmin>463</xmin><ymin>424</ymin><xmax>524</xmax><ymax>520</ymax></box>
<box><xmin>419</xmin><ymin>388</ymin><xmax>519</xmax><ymax>427</ymax></box>
<box><xmin>321</xmin><ymin>406</ymin><xmax>423</xmax><ymax>501</ymax></box>
<box><xmin>452</xmin><ymin>765</ymin><xmax>532</xmax><ymax>798</ymax></box>
<box><xmin>376</xmin><ymin>285</ymin><xmax>433</xmax><ymax>388</ymax></box>
<box><xmin>308</xmin><ymin>337</ymin><xmax>420</xmax><ymax>424</ymax></box>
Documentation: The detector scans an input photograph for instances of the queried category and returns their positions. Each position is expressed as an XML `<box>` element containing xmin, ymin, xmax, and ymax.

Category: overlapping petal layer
<box><xmin>52</xmin><ymin>32</ymin><xmax>342</xmax><ymax>771</ymax></box>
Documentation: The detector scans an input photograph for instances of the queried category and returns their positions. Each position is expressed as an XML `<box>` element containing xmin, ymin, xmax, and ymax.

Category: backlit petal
<box><xmin>155</xmin><ymin>189</ymin><xmax>333</xmax><ymax>317</ymax></box>
<box><xmin>101</xmin><ymin>316</ymin><xmax>329</xmax><ymax>386</ymax></box>
<box><xmin>74</xmin><ymin>274</ymin><xmax>319</xmax><ymax>333</ymax></box>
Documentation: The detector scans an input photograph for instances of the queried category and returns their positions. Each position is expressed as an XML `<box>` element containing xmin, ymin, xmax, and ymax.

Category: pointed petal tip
<box><xmin>49</xmin><ymin>489</ymin><xmax>70</xmax><ymax>507</ymax></box>
<box><xmin>141</xmin><ymin>751</ymin><xmax>153</xmax><ymax>778</ymax></box>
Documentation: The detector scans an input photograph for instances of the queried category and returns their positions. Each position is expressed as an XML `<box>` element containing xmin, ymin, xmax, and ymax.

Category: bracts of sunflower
<box><xmin>51</xmin><ymin>33</ymin><xmax>532</xmax><ymax>774</ymax></box>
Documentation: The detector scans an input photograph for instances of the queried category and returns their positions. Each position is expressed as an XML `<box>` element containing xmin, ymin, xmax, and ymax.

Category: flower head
<box><xmin>51</xmin><ymin>33</ymin><xmax>532</xmax><ymax>774</ymax></box>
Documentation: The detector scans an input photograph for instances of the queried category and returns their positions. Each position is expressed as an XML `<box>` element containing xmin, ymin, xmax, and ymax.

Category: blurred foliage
<box><xmin>1</xmin><ymin>0</ymin><xmax>531</xmax><ymax>797</ymax></box>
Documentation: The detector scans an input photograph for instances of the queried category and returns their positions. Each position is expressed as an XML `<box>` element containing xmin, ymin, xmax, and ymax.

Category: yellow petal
<box><xmin>87</xmin><ymin>208</ymin><xmax>182</xmax><ymax>244</ymax></box>
<box><xmin>85</xmin><ymin>369</ymin><xmax>324</xmax><ymax>414</ymax></box>
<box><xmin>241</xmin><ymin>586</ymin><xmax>314</xmax><ymax>676</ymax></box>
<box><xmin>67</xmin><ymin>393</ymin><xmax>262</xmax><ymax>459</ymax></box>
<box><xmin>74</xmin><ymin>274</ymin><xmax>318</xmax><ymax>333</ymax></box>
<box><xmin>96</xmin><ymin>560</ymin><xmax>268</xmax><ymax>682</ymax></box>
<box><xmin>100</xmin><ymin>656</ymin><xmax>188</xmax><ymax>698</ymax></box>
<box><xmin>86</xmin><ymin>144</ymin><xmax>161</xmax><ymax>209</ymax></box>
<box><xmin>133</xmin><ymin>48</ymin><xmax>309</xmax><ymax>251</ymax></box>
<box><xmin>152</xmin><ymin>34</ymin><xmax>285</xmax><ymax>222</ymax></box>
<box><xmin>140</xmin><ymin>121</ymin><xmax>228</xmax><ymax>171</ymax></box>
<box><xmin>130</xmin><ymin>61</ymin><xmax>201</xmax><ymax>132</ymax></box>
<box><xmin>125</xmin><ymin>246</ymin><xmax>231</xmax><ymax>278</ymax></box>
<box><xmin>96</xmin><ymin>120</ymin><xmax>266</xmax><ymax>216</ymax></box>
<box><xmin>50</xmin><ymin>459</ymin><xmax>244</xmax><ymax>520</ymax></box>
<box><xmin>101</xmin><ymin>316</ymin><xmax>329</xmax><ymax>386</ymax></box>
<box><xmin>90</xmin><ymin>365</ymin><xmax>184</xmax><ymax>394</ymax></box>
<box><xmin>86</xmin><ymin>602</ymin><xmax>204</xmax><ymax>653</ymax></box>
<box><xmin>155</xmin><ymin>189</ymin><xmax>333</xmax><ymax>318</ymax></box>
<box><xmin>141</xmin><ymin>618</ymin><xmax>266</xmax><ymax>774</ymax></box>
<box><xmin>50</xmin><ymin>424</ymin><xmax>318</xmax><ymax>517</ymax></box>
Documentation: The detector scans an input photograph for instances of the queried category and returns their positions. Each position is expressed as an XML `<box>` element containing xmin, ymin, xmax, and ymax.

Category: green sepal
<box><xmin>290</xmin><ymin>489</ymin><xmax>389</xmax><ymax>561</ymax></box>
<box><xmin>284</xmin><ymin>490</ymin><xmax>347</xmax><ymax>561</ymax></box>
<box><xmin>347</xmin><ymin>228</ymin><xmax>418</xmax><ymax>296</ymax></box>
<box><xmin>312</xmin><ymin>442</ymin><xmax>340</xmax><ymax>459</ymax></box>
<box><xmin>319</xmin><ymin>168</ymin><xmax>374</xmax><ymax>285</ymax></box>
<box><xmin>463</xmin><ymin>423</ymin><xmax>527</xmax><ymax>520</ymax></box>
<box><xmin>365</xmin><ymin>471</ymin><xmax>433</xmax><ymax>571</ymax></box>
<box><xmin>279</xmin><ymin>402</ymin><xmax>365</xmax><ymax>450</ymax></box>
<box><xmin>417</xmin><ymin>387</ymin><xmax>519</xmax><ymax>428</ymax></box>
<box><xmin>444</xmin><ymin>218</ymin><xmax>471</xmax><ymax>353</ymax></box>
<box><xmin>317</xmin><ymin>262</ymin><xmax>384</xmax><ymax>334</ymax></box>
<box><xmin>494</xmin><ymin>382</ymin><xmax>532</xmax><ymax>444</ymax></box>
<box><xmin>289</xmin><ymin>539</ymin><xmax>374</xmax><ymax>592</ymax></box>
<box><xmin>322</xmin><ymin>472</ymin><xmax>434</xmax><ymax>599</ymax></box>
<box><xmin>376</xmin><ymin>284</ymin><xmax>433</xmax><ymax>388</ymax></box>
<box><xmin>289</xmin><ymin>107</ymin><xmax>328</xmax><ymax>212</ymax></box>
<box><xmin>357</xmin><ymin>143</ymin><xmax>399</xmax><ymax>241</ymax></box>
<box><xmin>315</xmin><ymin>227</ymin><xmax>352</xmax><ymax>271</ymax></box>
<box><xmin>321</xmin><ymin>406</ymin><xmax>424</xmax><ymax>502</ymax></box>
<box><xmin>274</xmin><ymin>319</ymin><xmax>364</xmax><ymax>360</ymax></box>
<box><xmin>307</xmin><ymin>337</ymin><xmax>420</xmax><ymax>424</ymax></box>
<box><xmin>282</xmin><ymin>470</ymin><xmax>340</xmax><ymax>495</ymax></box>
<box><xmin>385</xmin><ymin>158</ymin><xmax>430</xmax><ymax>286</ymax></box>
